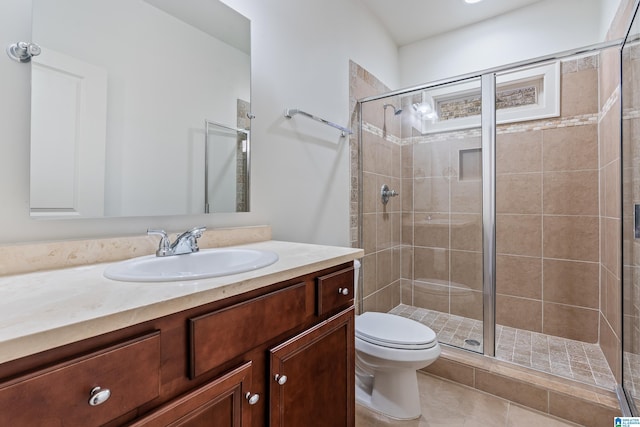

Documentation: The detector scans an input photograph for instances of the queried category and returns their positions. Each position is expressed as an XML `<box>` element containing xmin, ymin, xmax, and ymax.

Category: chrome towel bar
<box><xmin>284</xmin><ymin>108</ymin><xmax>352</xmax><ymax>137</ymax></box>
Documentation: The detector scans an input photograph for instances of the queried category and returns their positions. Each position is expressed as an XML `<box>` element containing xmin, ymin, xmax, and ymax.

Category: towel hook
<box><xmin>6</xmin><ymin>42</ymin><xmax>41</xmax><ymax>63</ymax></box>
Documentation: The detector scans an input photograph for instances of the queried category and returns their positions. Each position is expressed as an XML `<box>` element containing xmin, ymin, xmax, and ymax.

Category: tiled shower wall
<box><xmin>494</xmin><ymin>56</ymin><xmax>601</xmax><ymax>343</ymax></box>
<box><xmin>349</xmin><ymin>61</ymin><xmax>403</xmax><ymax>313</ymax></box>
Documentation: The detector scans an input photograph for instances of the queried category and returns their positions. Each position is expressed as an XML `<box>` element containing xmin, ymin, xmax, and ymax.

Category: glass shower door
<box><xmin>398</xmin><ymin>77</ymin><xmax>488</xmax><ymax>354</ymax></box>
<box><xmin>621</xmin><ymin>3</ymin><xmax>640</xmax><ymax>415</ymax></box>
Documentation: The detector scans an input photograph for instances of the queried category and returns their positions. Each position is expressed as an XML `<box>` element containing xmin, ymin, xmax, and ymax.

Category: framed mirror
<box><xmin>30</xmin><ymin>0</ymin><xmax>251</xmax><ymax>218</ymax></box>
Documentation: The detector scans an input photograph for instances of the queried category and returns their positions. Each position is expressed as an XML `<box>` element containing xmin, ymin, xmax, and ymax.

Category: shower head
<box><xmin>383</xmin><ymin>103</ymin><xmax>403</xmax><ymax>115</ymax></box>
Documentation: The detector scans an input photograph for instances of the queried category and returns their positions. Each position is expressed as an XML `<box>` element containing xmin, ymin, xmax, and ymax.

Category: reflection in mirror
<box><xmin>205</xmin><ymin>119</ymin><xmax>250</xmax><ymax>214</ymax></box>
<box><xmin>622</xmin><ymin>3</ymin><xmax>640</xmax><ymax>414</ymax></box>
<box><xmin>30</xmin><ymin>0</ymin><xmax>251</xmax><ymax>218</ymax></box>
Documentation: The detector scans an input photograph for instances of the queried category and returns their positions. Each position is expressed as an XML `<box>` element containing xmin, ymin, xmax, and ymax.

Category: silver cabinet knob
<box><xmin>274</xmin><ymin>374</ymin><xmax>287</xmax><ymax>385</ymax></box>
<box><xmin>88</xmin><ymin>387</ymin><xmax>111</xmax><ymax>406</ymax></box>
<box><xmin>245</xmin><ymin>392</ymin><xmax>260</xmax><ymax>405</ymax></box>
<box><xmin>338</xmin><ymin>287</ymin><xmax>349</xmax><ymax>296</ymax></box>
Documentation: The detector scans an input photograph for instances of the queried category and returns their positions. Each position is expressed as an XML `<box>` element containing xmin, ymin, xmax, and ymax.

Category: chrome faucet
<box><xmin>147</xmin><ymin>226</ymin><xmax>206</xmax><ymax>257</ymax></box>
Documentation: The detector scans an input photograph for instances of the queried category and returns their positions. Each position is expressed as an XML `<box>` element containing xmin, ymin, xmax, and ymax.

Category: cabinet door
<box><xmin>129</xmin><ymin>362</ymin><xmax>254</xmax><ymax>427</ymax></box>
<box><xmin>269</xmin><ymin>308</ymin><xmax>354</xmax><ymax>427</ymax></box>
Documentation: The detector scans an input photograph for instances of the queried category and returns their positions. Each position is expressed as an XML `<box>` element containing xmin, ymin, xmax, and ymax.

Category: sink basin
<box><xmin>104</xmin><ymin>248</ymin><xmax>279</xmax><ymax>282</ymax></box>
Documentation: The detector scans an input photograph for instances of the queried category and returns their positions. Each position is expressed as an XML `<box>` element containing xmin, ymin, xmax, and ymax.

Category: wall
<box><xmin>495</xmin><ymin>55</ymin><xmax>601</xmax><ymax>343</ymax></box>
<box><xmin>0</xmin><ymin>0</ymin><xmax>398</xmax><ymax>246</ymax></box>
<box><xmin>399</xmin><ymin>0</ymin><xmax>608</xmax><ymax>86</ymax></box>
<box><xmin>350</xmin><ymin>61</ymin><xmax>402</xmax><ymax>313</ymax></box>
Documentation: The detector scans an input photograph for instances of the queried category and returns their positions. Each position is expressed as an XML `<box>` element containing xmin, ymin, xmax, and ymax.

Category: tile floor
<box><xmin>355</xmin><ymin>372</ymin><xmax>580</xmax><ymax>426</ymax></box>
<box><xmin>389</xmin><ymin>304</ymin><xmax>617</xmax><ymax>390</ymax></box>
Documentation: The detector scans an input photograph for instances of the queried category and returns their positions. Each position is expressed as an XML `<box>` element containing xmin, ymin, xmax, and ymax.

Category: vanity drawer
<box><xmin>0</xmin><ymin>331</ymin><xmax>161</xmax><ymax>427</ymax></box>
<box><xmin>316</xmin><ymin>266</ymin><xmax>354</xmax><ymax>316</ymax></box>
<box><xmin>190</xmin><ymin>282</ymin><xmax>308</xmax><ymax>378</ymax></box>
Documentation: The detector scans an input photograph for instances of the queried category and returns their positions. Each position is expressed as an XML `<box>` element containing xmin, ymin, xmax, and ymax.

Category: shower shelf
<box><xmin>284</xmin><ymin>108</ymin><xmax>352</xmax><ymax>137</ymax></box>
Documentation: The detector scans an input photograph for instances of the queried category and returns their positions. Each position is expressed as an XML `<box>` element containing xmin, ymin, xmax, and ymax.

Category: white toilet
<box><xmin>353</xmin><ymin>261</ymin><xmax>441</xmax><ymax>420</ymax></box>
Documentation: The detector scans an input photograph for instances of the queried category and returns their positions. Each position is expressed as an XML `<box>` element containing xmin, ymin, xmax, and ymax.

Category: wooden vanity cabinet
<box><xmin>270</xmin><ymin>308</ymin><xmax>354</xmax><ymax>427</ymax></box>
<box><xmin>0</xmin><ymin>262</ymin><xmax>355</xmax><ymax>427</ymax></box>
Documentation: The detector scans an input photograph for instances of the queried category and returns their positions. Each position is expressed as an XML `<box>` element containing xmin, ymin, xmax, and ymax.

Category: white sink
<box><xmin>104</xmin><ymin>248</ymin><xmax>279</xmax><ymax>282</ymax></box>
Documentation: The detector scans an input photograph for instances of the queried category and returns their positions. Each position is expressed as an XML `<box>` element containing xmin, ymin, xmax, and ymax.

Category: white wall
<box><xmin>399</xmin><ymin>0</ymin><xmax>609</xmax><ymax>86</ymax></box>
<box><xmin>0</xmin><ymin>0</ymin><xmax>398</xmax><ymax>245</ymax></box>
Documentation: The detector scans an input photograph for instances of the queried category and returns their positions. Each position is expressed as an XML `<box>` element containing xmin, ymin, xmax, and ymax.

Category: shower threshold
<box><xmin>389</xmin><ymin>304</ymin><xmax>616</xmax><ymax>390</ymax></box>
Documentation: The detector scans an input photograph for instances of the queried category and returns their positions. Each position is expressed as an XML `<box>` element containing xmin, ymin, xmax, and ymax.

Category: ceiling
<box><xmin>360</xmin><ymin>0</ymin><xmax>545</xmax><ymax>46</ymax></box>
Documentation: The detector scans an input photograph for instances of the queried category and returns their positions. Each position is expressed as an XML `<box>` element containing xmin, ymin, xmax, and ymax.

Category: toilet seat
<box><xmin>356</xmin><ymin>312</ymin><xmax>437</xmax><ymax>350</ymax></box>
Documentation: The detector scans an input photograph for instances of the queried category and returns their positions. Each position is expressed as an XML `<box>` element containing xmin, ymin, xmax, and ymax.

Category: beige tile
<box><xmin>560</xmin><ymin>68</ymin><xmax>598</xmax><ymax>116</ymax></box>
<box><xmin>496</xmin><ymin>173</ymin><xmax>542</xmax><ymax>215</ymax></box>
<box><xmin>401</xmin><ymin>245</ymin><xmax>413</xmax><ymax>280</ymax></box>
<box><xmin>549</xmin><ymin>392</ymin><xmax>620</xmax><ymax>427</ymax></box>
<box><xmin>604</xmin><ymin>159</ymin><xmax>621</xmax><ymax>219</ymax></box>
<box><xmin>543</xmin><ymin>302</ymin><xmax>599</xmax><ymax>343</ymax></box>
<box><xmin>506</xmin><ymin>404</ymin><xmax>579</xmax><ymax>427</ymax></box>
<box><xmin>600</xmin><ymin>47</ymin><xmax>620</xmax><ymax>110</ymax></box>
<box><xmin>362</xmin><ymin>213</ymin><xmax>376</xmax><ymax>255</ymax></box>
<box><xmin>451</xmin><ymin>179</ymin><xmax>482</xmax><ymax>214</ymax></box>
<box><xmin>421</xmin><ymin>359</ymin><xmax>474</xmax><ymax>388</ymax></box>
<box><xmin>413</xmin><ymin>177</ymin><xmax>450</xmax><ymax>213</ymax></box>
<box><xmin>362</xmin><ymin>134</ymin><xmax>379</xmax><ymax>174</ymax></box>
<box><xmin>418</xmin><ymin>373</ymin><xmax>509</xmax><ymax>427</ymax></box>
<box><xmin>450</xmin><ymin>289</ymin><xmax>483</xmax><ymax>321</ymax></box>
<box><xmin>362</xmin><ymin>254</ymin><xmax>377</xmax><ymax>298</ymax></box>
<box><xmin>543</xmin><ymin>125</ymin><xmax>598</xmax><ymax>172</ymax></box>
<box><xmin>543</xmin><ymin>216</ymin><xmax>599</xmax><ymax>262</ymax></box>
<box><xmin>375</xmin><ymin>249</ymin><xmax>393</xmax><ymax>291</ymax></box>
<box><xmin>602</xmin><ymin>216</ymin><xmax>621</xmax><ymax>277</ymax></box>
<box><xmin>496</xmin><ymin>130</ymin><xmax>542</xmax><ymax>174</ymax></box>
<box><xmin>543</xmin><ymin>171</ymin><xmax>598</xmax><ymax>216</ymax></box>
<box><xmin>413</xmin><ymin>281</ymin><xmax>449</xmax><ymax>313</ymax></box>
<box><xmin>413</xmin><ymin>140</ymin><xmax>451</xmax><ymax>179</ymax></box>
<box><xmin>450</xmin><ymin>214</ymin><xmax>482</xmax><ymax>252</ymax></box>
<box><xmin>496</xmin><ymin>214</ymin><xmax>542</xmax><ymax>257</ymax></box>
<box><xmin>414</xmin><ymin>213</ymin><xmax>449</xmax><ymax>249</ymax></box>
<box><xmin>400</xmin><ymin>278</ymin><xmax>413</xmax><ymax>305</ymax></box>
<box><xmin>450</xmin><ymin>250</ymin><xmax>483</xmax><ymax>291</ymax></box>
<box><xmin>402</xmin><ymin>213</ymin><xmax>414</xmax><ymax>246</ymax></box>
<box><xmin>414</xmin><ymin>247</ymin><xmax>449</xmax><ymax>283</ymax></box>
<box><xmin>603</xmin><ymin>268</ymin><xmax>621</xmax><ymax>334</ymax></box>
<box><xmin>402</xmin><ymin>178</ymin><xmax>413</xmax><ymax>212</ymax></box>
<box><xmin>362</xmin><ymin>172</ymin><xmax>377</xmax><ymax>214</ymax></box>
<box><xmin>543</xmin><ymin>259</ymin><xmax>599</xmax><ymax>308</ymax></box>
<box><xmin>475</xmin><ymin>369</ymin><xmax>548</xmax><ymax>413</ymax></box>
<box><xmin>496</xmin><ymin>255</ymin><xmax>542</xmax><ymax>299</ymax></box>
<box><xmin>375</xmin><ymin>281</ymin><xmax>401</xmax><ymax>312</ymax></box>
<box><xmin>599</xmin><ymin>316</ymin><xmax>622</xmax><ymax>382</ymax></box>
<box><xmin>402</xmin><ymin>143</ymin><xmax>413</xmax><ymax>179</ymax></box>
<box><xmin>496</xmin><ymin>295</ymin><xmax>542</xmax><ymax>333</ymax></box>
<box><xmin>601</xmin><ymin>104</ymin><xmax>622</xmax><ymax>167</ymax></box>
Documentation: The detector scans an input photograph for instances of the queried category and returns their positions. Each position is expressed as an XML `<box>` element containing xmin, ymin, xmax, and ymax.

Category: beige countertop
<box><xmin>0</xmin><ymin>240</ymin><xmax>363</xmax><ymax>364</ymax></box>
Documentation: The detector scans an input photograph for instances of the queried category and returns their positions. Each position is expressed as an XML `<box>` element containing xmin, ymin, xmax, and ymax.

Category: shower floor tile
<box><xmin>388</xmin><ymin>304</ymin><xmax>616</xmax><ymax>390</ymax></box>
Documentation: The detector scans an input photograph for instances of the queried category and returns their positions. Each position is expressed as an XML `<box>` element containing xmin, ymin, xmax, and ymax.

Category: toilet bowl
<box><xmin>353</xmin><ymin>261</ymin><xmax>441</xmax><ymax>420</ymax></box>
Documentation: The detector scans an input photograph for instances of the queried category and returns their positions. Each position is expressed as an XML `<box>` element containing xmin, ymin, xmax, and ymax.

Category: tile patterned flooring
<box><xmin>356</xmin><ymin>372</ymin><xmax>580</xmax><ymax>426</ymax></box>
<box><xmin>389</xmin><ymin>304</ymin><xmax>617</xmax><ymax>390</ymax></box>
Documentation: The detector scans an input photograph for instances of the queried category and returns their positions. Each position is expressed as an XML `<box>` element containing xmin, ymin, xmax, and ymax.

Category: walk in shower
<box><xmin>353</xmin><ymin>41</ymin><xmax>624</xmax><ymax>393</ymax></box>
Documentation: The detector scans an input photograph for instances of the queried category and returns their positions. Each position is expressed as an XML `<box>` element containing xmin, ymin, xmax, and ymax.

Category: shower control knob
<box><xmin>245</xmin><ymin>392</ymin><xmax>260</xmax><ymax>405</ymax></box>
<box><xmin>275</xmin><ymin>374</ymin><xmax>287</xmax><ymax>385</ymax></box>
<box><xmin>338</xmin><ymin>287</ymin><xmax>349</xmax><ymax>295</ymax></box>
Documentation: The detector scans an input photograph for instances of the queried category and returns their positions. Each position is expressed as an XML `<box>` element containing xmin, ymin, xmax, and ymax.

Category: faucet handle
<box><xmin>147</xmin><ymin>229</ymin><xmax>171</xmax><ymax>256</ymax></box>
<box><xmin>190</xmin><ymin>226</ymin><xmax>206</xmax><ymax>238</ymax></box>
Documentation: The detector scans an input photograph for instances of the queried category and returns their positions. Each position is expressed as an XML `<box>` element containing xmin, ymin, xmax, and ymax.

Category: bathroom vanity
<box><xmin>0</xmin><ymin>240</ymin><xmax>361</xmax><ymax>426</ymax></box>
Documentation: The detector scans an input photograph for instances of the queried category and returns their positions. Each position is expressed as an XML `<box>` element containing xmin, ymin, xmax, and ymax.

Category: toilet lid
<box><xmin>356</xmin><ymin>312</ymin><xmax>437</xmax><ymax>350</ymax></box>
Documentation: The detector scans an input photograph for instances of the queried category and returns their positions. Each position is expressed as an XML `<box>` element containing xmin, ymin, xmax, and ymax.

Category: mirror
<box><xmin>29</xmin><ymin>0</ymin><xmax>251</xmax><ymax>218</ymax></box>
